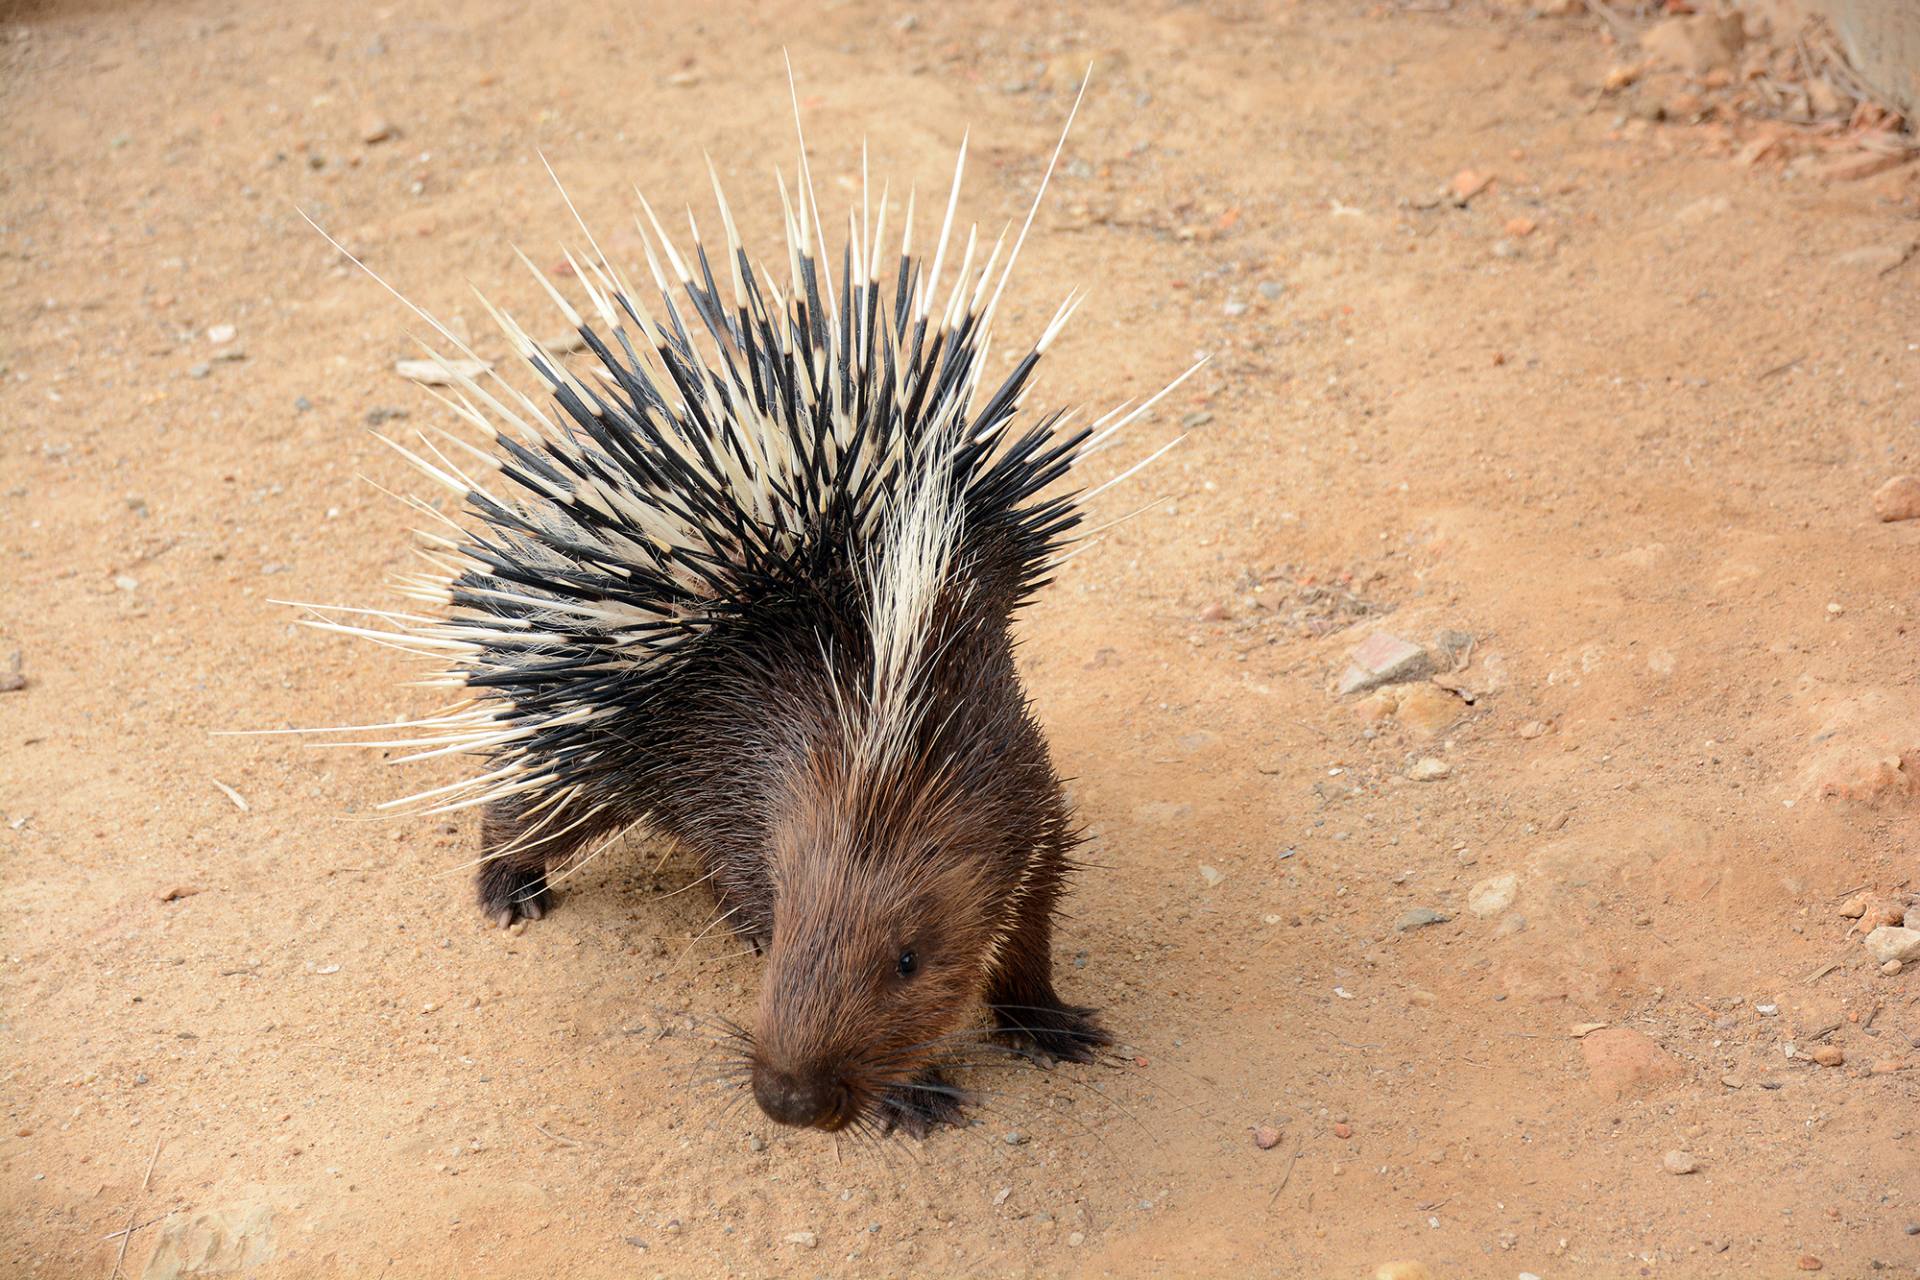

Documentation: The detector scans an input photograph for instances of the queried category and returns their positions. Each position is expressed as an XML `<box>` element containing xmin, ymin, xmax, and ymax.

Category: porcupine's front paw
<box><xmin>476</xmin><ymin>862</ymin><xmax>554</xmax><ymax>928</ymax></box>
<box><xmin>876</xmin><ymin>1070</ymin><xmax>969</xmax><ymax>1138</ymax></box>
<box><xmin>991</xmin><ymin>999</ymin><xmax>1112</xmax><ymax>1065</ymax></box>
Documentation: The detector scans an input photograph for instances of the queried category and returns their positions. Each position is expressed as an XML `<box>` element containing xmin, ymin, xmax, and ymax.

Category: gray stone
<box><xmin>1336</xmin><ymin>631</ymin><xmax>1431</xmax><ymax>695</ymax></box>
<box><xmin>1395</xmin><ymin>907</ymin><xmax>1452</xmax><ymax>932</ymax></box>
<box><xmin>1863</xmin><ymin>926</ymin><xmax>1920</xmax><ymax>965</ymax></box>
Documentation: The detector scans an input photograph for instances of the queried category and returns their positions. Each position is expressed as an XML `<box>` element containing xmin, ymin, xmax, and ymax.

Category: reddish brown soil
<box><xmin>3</xmin><ymin>1</ymin><xmax>1918</xmax><ymax>1277</ymax></box>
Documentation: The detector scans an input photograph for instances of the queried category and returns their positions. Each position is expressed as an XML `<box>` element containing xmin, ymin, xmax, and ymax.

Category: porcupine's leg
<box><xmin>985</xmin><ymin>842</ymin><xmax>1111</xmax><ymax>1064</ymax></box>
<box><xmin>475</xmin><ymin>800</ymin><xmax>559</xmax><ymax>927</ymax></box>
<box><xmin>876</xmin><ymin>1069</ymin><xmax>969</xmax><ymax>1138</ymax></box>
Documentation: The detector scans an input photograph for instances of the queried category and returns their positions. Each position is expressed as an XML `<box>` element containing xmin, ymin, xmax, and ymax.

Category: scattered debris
<box><xmin>1832</xmin><ymin>243</ymin><xmax>1914</xmax><ymax>274</ymax></box>
<box><xmin>210</xmin><ymin>779</ymin><xmax>250</xmax><ymax>813</ymax></box>
<box><xmin>1638</xmin><ymin>12</ymin><xmax>1745</xmax><ymax>76</ymax></box>
<box><xmin>395</xmin><ymin>358</ymin><xmax>491</xmax><ymax>385</ymax></box>
<box><xmin>1407</xmin><ymin>757</ymin><xmax>1451</xmax><ymax>782</ymax></box>
<box><xmin>1662</xmin><ymin>1149</ymin><xmax>1698</xmax><ymax>1175</ymax></box>
<box><xmin>1812</xmin><ymin>151</ymin><xmax>1916</xmax><ymax>184</ymax></box>
<box><xmin>1448</xmin><ymin>169</ymin><xmax>1493</xmax><ymax>204</ymax></box>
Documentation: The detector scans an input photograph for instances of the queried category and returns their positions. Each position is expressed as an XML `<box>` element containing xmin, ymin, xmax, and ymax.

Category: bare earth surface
<box><xmin>4</xmin><ymin>1</ymin><xmax>1919</xmax><ymax>1276</ymax></box>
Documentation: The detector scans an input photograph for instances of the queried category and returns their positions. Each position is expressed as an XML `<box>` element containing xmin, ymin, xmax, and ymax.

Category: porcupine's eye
<box><xmin>895</xmin><ymin>948</ymin><xmax>919</xmax><ymax>978</ymax></box>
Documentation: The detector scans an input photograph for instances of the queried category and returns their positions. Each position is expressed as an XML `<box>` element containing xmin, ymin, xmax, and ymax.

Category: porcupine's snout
<box><xmin>751</xmin><ymin>1060</ymin><xmax>854</xmax><ymax>1131</ymax></box>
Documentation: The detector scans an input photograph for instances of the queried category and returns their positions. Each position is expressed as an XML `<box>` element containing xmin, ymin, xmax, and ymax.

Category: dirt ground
<box><xmin>4</xmin><ymin>0</ymin><xmax>1919</xmax><ymax>1276</ymax></box>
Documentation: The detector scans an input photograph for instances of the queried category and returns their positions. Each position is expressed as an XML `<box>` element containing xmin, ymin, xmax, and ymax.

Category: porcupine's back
<box><xmin>297</xmin><ymin>109</ymin><xmax>1193</xmax><ymax>883</ymax></box>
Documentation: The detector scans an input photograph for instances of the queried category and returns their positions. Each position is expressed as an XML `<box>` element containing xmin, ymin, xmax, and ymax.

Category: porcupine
<box><xmin>292</xmin><ymin>83</ymin><xmax>1196</xmax><ymax>1137</ymax></box>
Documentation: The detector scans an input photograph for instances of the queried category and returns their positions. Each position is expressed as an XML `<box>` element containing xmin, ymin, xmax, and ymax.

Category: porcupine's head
<box><xmin>747</xmin><ymin>749</ymin><xmax>1015</xmax><ymax>1134</ymax></box>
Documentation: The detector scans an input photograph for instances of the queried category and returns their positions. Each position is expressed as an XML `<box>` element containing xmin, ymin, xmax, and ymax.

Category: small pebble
<box><xmin>1198</xmin><ymin>865</ymin><xmax>1225</xmax><ymax>888</ymax></box>
<box><xmin>1253</xmin><ymin>1124</ymin><xmax>1283</xmax><ymax>1150</ymax></box>
<box><xmin>188</xmin><ymin>362</ymin><xmax>211</xmax><ymax>379</ymax></box>
<box><xmin>784</xmin><ymin>1230</ymin><xmax>817</xmax><ymax>1249</ymax></box>
<box><xmin>1809</xmin><ymin>1044</ymin><xmax>1844</xmax><ymax>1067</ymax></box>
<box><xmin>207</xmin><ymin>323</ymin><xmax>236</xmax><ymax>344</ymax></box>
<box><xmin>747</xmin><ymin>1135</ymin><xmax>765</xmax><ymax>1152</ymax></box>
<box><xmin>1222</xmin><ymin>300</ymin><xmax>1248</xmax><ymax>317</ymax></box>
<box><xmin>1407</xmin><ymin>757</ymin><xmax>1451</xmax><ymax>782</ymax></box>
<box><xmin>1003</xmin><ymin>1130</ymin><xmax>1027</xmax><ymax>1146</ymax></box>
<box><xmin>294</xmin><ymin>396</ymin><xmax>313</xmax><ymax>412</ymax></box>
<box><xmin>1871</xmin><ymin>473</ymin><xmax>1920</xmax><ymax>522</ymax></box>
<box><xmin>1662</xmin><ymin>1149</ymin><xmax>1697</xmax><ymax>1175</ymax></box>
<box><xmin>1067</xmin><ymin>1232</ymin><xmax>1085</xmax><ymax>1247</ymax></box>
<box><xmin>1333</xmin><ymin>1122</ymin><xmax>1353</xmax><ymax>1139</ymax></box>
<box><xmin>1797</xmin><ymin>1255</ymin><xmax>1822</xmax><ymax>1271</ymax></box>
<box><xmin>1373</xmin><ymin>1264</ymin><xmax>1431</xmax><ymax>1280</ymax></box>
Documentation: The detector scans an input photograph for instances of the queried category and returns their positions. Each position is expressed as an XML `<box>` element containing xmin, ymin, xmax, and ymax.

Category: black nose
<box><xmin>752</xmin><ymin>1064</ymin><xmax>846</xmax><ymax>1130</ymax></box>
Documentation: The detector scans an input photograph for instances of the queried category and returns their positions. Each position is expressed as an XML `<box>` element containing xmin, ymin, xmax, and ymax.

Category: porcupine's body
<box><xmin>301</xmin><ymin>95</ymin><xmax>1189</xmax><ymax>1136</ymax></box>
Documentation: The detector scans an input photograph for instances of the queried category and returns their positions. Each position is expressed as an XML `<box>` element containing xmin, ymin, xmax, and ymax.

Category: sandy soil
<box><xmin>4</xmin><ymin>1</ymin><xmax>1919</xmax><ymax>1276</ymax></box>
